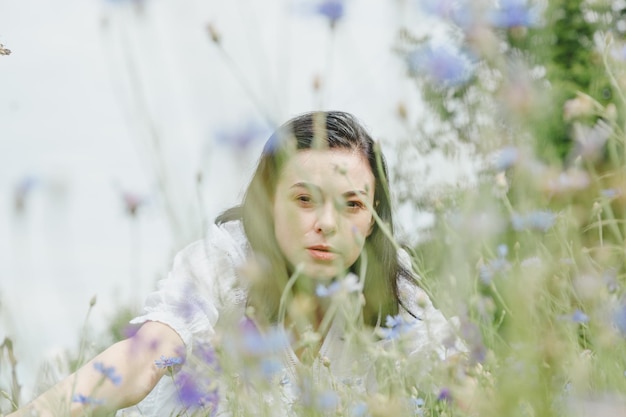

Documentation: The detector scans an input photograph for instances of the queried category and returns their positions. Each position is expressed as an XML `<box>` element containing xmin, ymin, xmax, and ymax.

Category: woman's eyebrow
<box><xmin>289</xmin><ymin>181</ymin><xmax>319</xmax><ymax>192</ymax></box>
<box><xmin>290</xmin><ymin>182</ymin><xmax>368</xmax><ymax>197</ymax></box>
<box><xmin>342</xmin><ymin>190</ymin><xmax>368</xmax><ymax>198</ymax></box>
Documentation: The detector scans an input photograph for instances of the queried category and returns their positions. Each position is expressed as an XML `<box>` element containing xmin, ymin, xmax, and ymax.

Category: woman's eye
<box><xmin>346</xmin><ymin>200</ymin><xmax>365</xmax><ymax>211</ymax></box>
<box><xmin>296</xmin><ymin>195</ymin><xmax>314</xmax><ymax>206</ymax></box>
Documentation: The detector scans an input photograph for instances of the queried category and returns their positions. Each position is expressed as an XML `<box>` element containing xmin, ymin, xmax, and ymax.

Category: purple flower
<box><xmin>418</xmin><ymin>0</ymin><xmax>477</xmax><ymax>30</ymax></box>
<box><xmin>315</xmin><ymin>0</ymin><xmax>345</xmax><ymax>24</ymax></box>
<box><xmin>214</xmin><ymin>120</ymin><xmax>268</xmax><ymax>151</ymax></box>
<box><xmin>72</xmin><ymin>394</ymin><xmax>104</xmax><ymax>405</ymax></box>
<box><xmin>120</xmin><ymin>190</ymin><xmax>147</xmax><ymax>217</ymax></box>
<box><xmin>571</xmin><ymin>309</ymin><xmax>589</xmax><ymax>324</ymax></box>
<box><xmin>349</xmin><ymin>402</ymin><xmax>370</xmax><ymax>417</ymax></box>
<box><xmin>613</xmin><ymin>304</ymin><xmax>626</xmax><ymax>336</ymax></box>
<box><xmin>511</xmin><ymin>210</ymin><xmax>556</xmax><ymax>232</ymax></box>
<box><xmin>611</xmin><ymin>44</ymin><xmax>626</xmax><ymax>61</ymax></box>
<box><xmin>479</xmin><ymin>244</ymin><xmax>510</xmax><ymax>284</ymax></box>
<box><xmin>315</xmin><ymin>273</ymin><xmax>362</xmax><ymax>297</ymax></box>
<box><xmin>601</xmin><ymin>189</ymin><xmax>621</xmax><ymax>199</ymax></box>
<box><xmin>487</xmin><ymin>0</ymin><xmax>539</xmax><ymax>28</ymax></box>
<box><xmin>194</xmin><ymin>342</ymin><xmax>219</xmax><ymax>368</ymax></box>
<box><xmin>407</xmin><ymin>44</ymin><xmax>474</xmax><ymax>87</ymax></box>
<box><xmin>93</xmin><ymin>362</ymin><xmax>122</xmax><ymax>386</ymax></box>
<box><xmin>437</xmin><ymin>387</ymin><xmax>453</xmax><ymax>403</ymax></box>
<box><xmin>13</xmin><ymin>175</ymin><xmax>39</xmax><ymax>212</ymax></box>
<box><xmin>379</xmin><ymin>314</ymin><xmax>417</xmax><ymax>340</ymax></box>
<box><xmin>492</xmin><ymin>146</ymin><xmax>520</xmax><ymax>171</ymax></box>
<box><xmin>316</xmin><ymin>390</ymin><xmax>340</xmax><ymax>411</ymax></box>
<box><xmin>174</xmin><ymin>371</ymin><xmax>219</xmax><ymax>413</ymax></box>
<box><xmin>459</xmin><ymin>319</ymin><xmax>487</xmax><ymax>364</ymax></box>
<box><xmin>154</xmin><ymin>355</ymin><xmax>184</xmax><ymax>368</ymax></box>
<box><xmin>479</xmin><ymin>257</ymin><xmax>510</xmax><ymax>284</ymax></box>
<box><xmin>410</xmin><ymin>397</ymin><xmax>425</xmax><ymax>417</ymax></box>
<box><xmin>238</xmin><ymin>318</ymin><xmax>289</xmax><ymax>356</ymax></box>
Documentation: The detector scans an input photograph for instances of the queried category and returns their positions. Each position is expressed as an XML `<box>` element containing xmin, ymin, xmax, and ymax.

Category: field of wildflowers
<box><xmin>3</xmin><ymin>0</ymin><xmax>626</xmax><ymax>416</ymax></box>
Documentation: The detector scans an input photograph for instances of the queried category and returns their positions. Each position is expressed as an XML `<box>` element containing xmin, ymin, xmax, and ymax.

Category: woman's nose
<box><xmin>315</xmin><ymin>202</ymin><xmax>338</xmax><ymax>235</ymax></box>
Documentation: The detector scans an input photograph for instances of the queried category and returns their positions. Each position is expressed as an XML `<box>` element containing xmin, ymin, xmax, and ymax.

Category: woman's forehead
<box><xmin>278</xmin><ymin>149</ymin><xmax>375</xmax><ymax>195</ymax></box>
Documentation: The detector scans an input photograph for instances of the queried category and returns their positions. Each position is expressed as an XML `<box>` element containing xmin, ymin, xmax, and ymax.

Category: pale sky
<box><xmin>0</xmin><ymin>0</ymin><xmax>474</xmax><ymax>399</ymax></box>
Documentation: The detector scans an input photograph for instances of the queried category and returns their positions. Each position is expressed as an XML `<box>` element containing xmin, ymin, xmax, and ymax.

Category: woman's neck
<box><xmin>284</xmin><ymin>293</ymin><xmax>332</xmax><ymax>363</ymax></box>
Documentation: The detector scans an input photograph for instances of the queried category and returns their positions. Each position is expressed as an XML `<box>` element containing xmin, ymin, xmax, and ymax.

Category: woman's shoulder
<box><xmin>175</xmin><ymin>219</ymin><xmax>249</xmax><ymax>267</ymax></box>
<box><xmin>395</xmin><ymin>247</ymin><xmax>440</xmax><ymax>320</ymax></box>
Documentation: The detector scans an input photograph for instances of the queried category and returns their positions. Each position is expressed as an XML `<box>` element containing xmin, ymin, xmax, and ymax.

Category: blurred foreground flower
<box><xmin>490</xmin><ymin>146</ymin><xmax>520</xmax><ymax>171</ymax></box>
<box><xmin>315</xmin><ymin>273</ymin><xmax>362</xmax><ymax>297</ymax></box>
<box><xmin>487</xmin><ymin>0</ymin><xmax>540</xmax><ymax>28</ymax></box>
<box><xmin>569</xmin><ymin>120</ymin><xmax>612</xmax><ymax>163</ymax></box>
<box><xmin>120</xmin><ymin>190</ymin><xmax>148</xmax><ymax>217</ymax></box>
<box><xmin>315</xmin><ymin>0</ymin><xmax>345</xmax><ymax>26</ymax></box>
<box><xmin>613</xmin><ymin>303</ymin><xmax>626</xmax><ymax>336</ymax></box>
<box><xmin>174</xmin><ymin>371</ymin><xmax>219</xmax><ymax>413</ymax></box>
<box><xmin>511</xmin><ymin>210</ymin><xmax>557</xmax><ymax>232</ymax></box>
<box><xmin>0</xmin><ymin>43</ymin><xmax>10</xmax><ymax>55</ymax></box>
<box><xmin>406</xmin><ymin>44</ymin><xmax>474</xmax><ymax>88</ymax></box>
<box><xmin>214</xmin><ymin>120</ymin><xmax>269</xmax><ymax>151</ymax></box>
<box><xmin>93</xmin><ymin>362</ymin><xmax>122</xmax><ymax>386</ymax></box>
<box><xmin>154</xmin><ymin>355</ymin><xmax>184</xmax><ymax>369</ymax></box>
<box><xmin>72</xmin><ymin>394</ymin><xmax>104</xmax><ymax>405</ymax></box>
<box><xmin>13</xmin><ymin>175</ymin><xmax>39</xmax><ymax>213</ymax></box>
<box><xmin>378</xmin><ymin>314</ymin><xmax>417</xmax><ymax>340</ymax></box>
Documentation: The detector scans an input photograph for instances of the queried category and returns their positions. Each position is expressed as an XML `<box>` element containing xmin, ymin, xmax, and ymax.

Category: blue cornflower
<box><xmin>511</xmin><ymin>210</ymin><xmax>556</xmax><ymax>232</ymax></box>
<box><xmin>379</xmin><ymin>314</ymin><xmax>417</xmax><ymax>339</ymax></box>
<box><xmin>174</xmin><ymin>371</ymin><xmax>219</xmax><ymax>413</ymax></box>
<box><xmin>611</xmin><ymin>44</ymin><xmax>626</xmax><ymax>61</ymax></box>
<box><xmin>195</xmin><ymin>342</ymin><xmax>219</xmax><ymax>368</ymax></box>
<box><xmin>601</xmin><ymin>189</ymin><xmax>620</xmax><ymax>199</ymax></box>
<box><xmin>93</xmin><ymin>362</ymin><xmax>122</xmax><ymax>386</ymax></box>
<box><xmin>349</xmin><ymin>401</ymin><xmax>370</xmax><ymax>417</ymax></box>
<box><xmin>259</xmin><ymin>357</ymin><xmax>283</xmax><ymax>377</ymax></box>
<box><xmin>315</xmin><ymin>273</ymin><xmax>362</xmax><ymax>297</ymax></box>
<box><xmin>407</xmin><ymin>44</ymin><xmax>474</xmax><ymax>88</ymax></box>
<box><xmin>13</xmin><ymin>175</ymin><xmax>39</xmax><ymax>212</ymax></box>
<box><xmin>487</xmin><ymin>0</ymin><xmax>539</xmax><ymax>28</ymax></box>
<box><xmin>437</xmin><ymin>387</ymin><xmax>453</xmax><ymax>403</ymax></box>
<box><xmin>316</xmin><ymin>281</ymin><xmax>342</xmax><ymax>297</ymax></box>
<box><xmin>72</xmin><ymin>394</ymin><xmax>104</xmax><ymax>405</ymax></box>
<box><xmin>214</xmin><ymin>120</ymin><xmax>268</xmax><ymax>150</ymax></box>
<box><xmin>410</xmin><ymin>397</ymin><xmax>425</xmax><ymax>417</ymax></box>
<box><xmin>479</xmin><ymin>245</ymin><xmax>510</xmax><ymax>284</ymax></box>
<box><xmin>315</xmin><ymin>0</ymin><xmax>345</xmax><ymax>23</ymax></box>
<box><xmin>613</xmin><ymin>304</ymin><xmax>626</xmax><ymax>336</ymax></box>
<box><xmin>316</xmin><ymin>390</ymin><xmax>340</xmax><ymax>411</ymax></box>
<box><xmin>571</xmin><ymin>309</ymin><xmax>589</xmax><ymax>324</ymax></box>
<box><xmin>238</xmin><ymin>318</ymin><xmax>289</xmax><ymax>356</ymax></box>
<box><xmin>492</xmin><ymin>146</ymin><xmax>520</xmax><ymax>171</ymax></box>
<box><xmin>154</xmin><ymin>355</ymin><xmax>184</xmax><ymax>368</ymax></box>
<box><xmin>418</xmin><ymin>0</ymin><xmax>478</xmax><ymax>30</ymax></box>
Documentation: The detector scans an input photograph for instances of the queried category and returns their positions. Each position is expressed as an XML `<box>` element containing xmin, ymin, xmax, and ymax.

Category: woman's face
<box><xmin>273</xmin><ymin>148</ymin><xmax>376</xmax><ymax>281</ymax></box>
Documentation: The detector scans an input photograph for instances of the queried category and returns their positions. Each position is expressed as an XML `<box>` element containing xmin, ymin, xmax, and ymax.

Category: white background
<box><xmin>0</xmin><ymin>0</ymin><xmax>474</xmax><ymax>400</ymax></box>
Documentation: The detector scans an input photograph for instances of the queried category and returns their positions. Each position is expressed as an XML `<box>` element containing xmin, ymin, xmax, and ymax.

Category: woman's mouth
<box><xmin>307</xmin><ymin>246</ymin><xmax>337</xmax><ymax>261</ymax></box>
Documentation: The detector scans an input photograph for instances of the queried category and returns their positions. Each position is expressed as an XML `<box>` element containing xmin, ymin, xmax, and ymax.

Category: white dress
<box><xmin>116</xmin><ymin>220</ymin><xmax>458</xmax><ymax>417</ymax></box>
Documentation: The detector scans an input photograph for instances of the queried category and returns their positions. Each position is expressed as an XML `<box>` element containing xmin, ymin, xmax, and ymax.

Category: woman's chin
<box><xmin>299</xmin><ymin>264</ymin><xmax>344</xmax><ymax>282</ymax></box>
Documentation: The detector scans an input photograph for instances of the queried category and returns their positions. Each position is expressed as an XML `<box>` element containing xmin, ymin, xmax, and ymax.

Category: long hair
<box><xmin>217</xmin><ymin>111</ymin><xmax>410</xmax><ymax>326</ymax></box>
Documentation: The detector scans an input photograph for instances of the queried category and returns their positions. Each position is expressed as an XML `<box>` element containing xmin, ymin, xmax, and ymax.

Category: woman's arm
<box><xmin>7</xmin><ymin>321</ymin><xmax>184</xmax><ymax>417</ymax></box>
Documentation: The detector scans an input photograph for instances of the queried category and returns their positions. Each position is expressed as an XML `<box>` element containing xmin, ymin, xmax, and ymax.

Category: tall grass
<box><xmin>3</xmin><ymin>1</ymin><xmax>626</xmax><ymax>416</ymax></box>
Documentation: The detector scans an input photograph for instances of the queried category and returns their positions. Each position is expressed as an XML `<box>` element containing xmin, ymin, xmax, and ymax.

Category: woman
<box><xmin>8</xmin><ymin>111</ymin><xmax>457</xmax><ymax>417</ymax></box>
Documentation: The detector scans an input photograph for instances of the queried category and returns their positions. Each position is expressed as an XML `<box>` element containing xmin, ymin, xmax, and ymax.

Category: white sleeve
<box><xmin>130</xmin><ymin>222</ymin><xmax>247</xmax><ymax>358</ymax></box>
<box><xmin>396</xmin><ymin>249</ymin><xmax>465</xmax><ymax>359</ymax></box>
